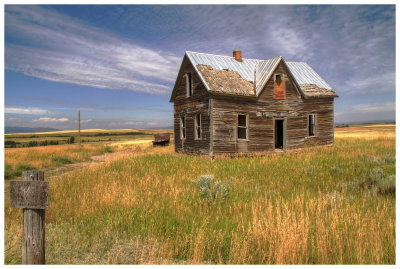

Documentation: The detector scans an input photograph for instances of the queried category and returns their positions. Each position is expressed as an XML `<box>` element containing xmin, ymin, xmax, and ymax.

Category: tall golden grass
<box><xmin>4</xmin><ymin>125</ymin><xmax>395</xmax><ymax>264</ymax></box>
<box><xmin>4</xmin><ymin>144</ymin><xmax>116</xmax><ymax>180</ymax></box>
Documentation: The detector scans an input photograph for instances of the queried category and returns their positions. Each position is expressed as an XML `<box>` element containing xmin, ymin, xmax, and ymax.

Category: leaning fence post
<box><xmin>10</xmin><ymin>170</ymin><xmax>49</xmax><ymax>264</ymax></box>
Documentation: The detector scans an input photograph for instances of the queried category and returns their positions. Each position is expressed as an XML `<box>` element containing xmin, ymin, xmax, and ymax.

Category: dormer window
<box><xmin>274</xmin><ymin>73</ymin><xmax>285</xmax><ymax>99</ymax></box>
<box><xmin>186</xmin><ymin>73</ymin><xmax>193</xmax><ymax>97</ymax></box>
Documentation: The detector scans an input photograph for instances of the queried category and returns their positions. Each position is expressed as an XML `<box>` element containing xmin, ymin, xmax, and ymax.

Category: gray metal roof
<box><xmin>285</xmin><ymin>62</ymin><xmax>332</xmax><ymax>90</ymax></box>
<box><xmin>181</xmin><ymin>51</ymin><xmax>335</xmax><ymax>98</ymax></box>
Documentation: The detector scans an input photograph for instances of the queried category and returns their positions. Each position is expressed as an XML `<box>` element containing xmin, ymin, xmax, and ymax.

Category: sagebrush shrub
<box><xmin>330</xmin><ymin>165</ymin><xmax>339</xmax><ymax>174</ymax></box>
<box><xmin>192</xmin><ymin>175</ymin><xmax>232</xmax><ymax>203</ymax></box>
<box><xmin>358</xmin><ymin>167</ymin><xmax>395</xmax><ymax>196</ymax></box>
<box><xmin>382</xmin><ymin>155</ymin><xmax>396</xmax><ymax>164</ymax></box>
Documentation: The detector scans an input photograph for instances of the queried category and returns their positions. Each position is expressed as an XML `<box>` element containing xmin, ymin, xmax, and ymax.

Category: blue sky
<box><xmin>4</xmin><ymin>5</ymin><xmax>396</xmax><ymax>129</ymax></box>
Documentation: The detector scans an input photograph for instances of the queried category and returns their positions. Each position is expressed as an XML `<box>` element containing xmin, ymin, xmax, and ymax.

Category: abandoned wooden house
<box><xmin>169</xmin><ymin>50</ymin><xmax>338</xmax><ymax>155</ymax></box>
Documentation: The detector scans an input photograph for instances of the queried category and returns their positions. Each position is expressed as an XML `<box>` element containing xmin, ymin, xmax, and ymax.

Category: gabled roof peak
<box><xmin>170</xmin><ymin>51</ymin><xmax>337</xmax><ymax>101</ymax></box>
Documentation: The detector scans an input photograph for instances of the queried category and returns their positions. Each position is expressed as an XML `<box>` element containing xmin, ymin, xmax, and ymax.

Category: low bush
<box><xmin>5</xmin><ymin>141</ymin><xmax>16</xmax><ymax>148</ymax></box>
<box><xmin>102</xmin><ymin>146</ymin><xmax>113</xmax><ymax>154</ymax></box>
<box><xmin>27</xmin><ymin>141</ymin><xmax>38</xmax><ymax>147</ymax></box>
<box><xmin>4</xmin><ymin>163</ymin><xmax>37</xmax><ymax>179</ymax></box>
<box><xmin>40</xmin><ymin>140</ymin><xmax>49</xmax><ymax>146</ymax></box>
<box><xmin>192</xmin><ymin>175</ymin><xmax>232</xmax><ymax>204</ymax></box>
<box><xmin>51</xmin><ymin>156</ymin><xmax>73</xmax><ymax>165</ymax></box>
<box><xmin>368</xmin><ymin>155</ymin><xmax>395</xmax><ymax>165</ymax></box>
<box><xmin>358</xmin><ymin>167</ymin><xmax>395</xmax><ymax>196</ymax></box>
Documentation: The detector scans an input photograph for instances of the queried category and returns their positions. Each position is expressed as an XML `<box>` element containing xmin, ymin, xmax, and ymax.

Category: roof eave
<box><xmin>169</xmin><ymin>53</ymin><xmax>188</xmax><ymax>103</ymax></box>
<box><xmin>303</xmin><ymin>94</ymin><xmax>339</xmax><ymax>99</ymax></box>
<box><xmin>209</xmin><ymin>91</ymin><xmax>257</xmax><ymax>98</ymax></box>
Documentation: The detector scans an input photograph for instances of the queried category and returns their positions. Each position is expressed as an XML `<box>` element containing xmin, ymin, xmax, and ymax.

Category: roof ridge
<box><xmin>257</xmin><ymin>55</ymin><xmax>283</xmax><ymax>62</ymax></box>
<box><xmin>185</xmin><ymin>51</ymin><xmax>263</xmax><ymax>61</ymax></box>
<box><xmin>286</xmin><ymin>61</ymin><xmax>307</xmax><ymax>64</ymax></box>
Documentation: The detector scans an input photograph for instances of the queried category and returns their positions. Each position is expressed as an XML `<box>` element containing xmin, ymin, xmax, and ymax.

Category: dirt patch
<box><xmin>47</xmin><ymin>150</ymin><xmax>135</xmax><ymax>179</ymax></box>
<box><xmin>90</xmin><ymin>150</ymin><xmax>134</xmax><ymax>162</ymax></box>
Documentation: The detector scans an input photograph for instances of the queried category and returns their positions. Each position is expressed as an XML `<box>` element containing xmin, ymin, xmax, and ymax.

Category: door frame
<box><xmin>273</xmin><ymin>117</ymin><xmax>286</xmax><ymax>150</ymax></box>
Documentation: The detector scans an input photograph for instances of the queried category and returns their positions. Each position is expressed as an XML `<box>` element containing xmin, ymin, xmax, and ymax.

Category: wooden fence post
<box><xmin>10</xmin><ymin>171</ymin><xmax>49</xmax><ymax>264</ymax></box>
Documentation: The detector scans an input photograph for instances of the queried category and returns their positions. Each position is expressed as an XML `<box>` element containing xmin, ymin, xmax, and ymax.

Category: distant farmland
<box><xmin>4</xmin><ymin>128</ymin><xmax>173</xmax><ymax>148</ymax></box>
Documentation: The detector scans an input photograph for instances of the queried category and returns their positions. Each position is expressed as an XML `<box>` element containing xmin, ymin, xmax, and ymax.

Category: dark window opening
<box><xmin>238</xmin><ymin>114</ymin><xmax>247</xmax><ymax>139</ymax></box>
<box><xmin>180</xmin><ymin>116</ymin><xmax>186</xmax><ymax>139</ymax></box>
<box><xmin>309</xmin><ymin>115</ymin><xmax>315</xmax><ymax>136</ymax></box>
<box><xmin>186</xmin><ymin>73</ymin><xmax>192</xmax><ymax>97</ymax></box>
<box><xmin>275</xmin><ymin>119</ymin><xmax>284</xmax><ymax>149</ymax></box>
<box><xmin>195</xmin><ymin>114</ymin><xmax>201</xmax><ymax>139</ymax></box>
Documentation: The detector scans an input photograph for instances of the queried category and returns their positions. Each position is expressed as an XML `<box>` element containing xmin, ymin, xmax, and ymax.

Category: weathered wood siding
<box><xmin>211</xmin><ymin>61</ymin><xmax>334</xmax><ymax>154</ymax></box>
<box><xmin>173</xmin><ymin>57</ymin><xmax>211</xmax><ymax>154</ymax></box>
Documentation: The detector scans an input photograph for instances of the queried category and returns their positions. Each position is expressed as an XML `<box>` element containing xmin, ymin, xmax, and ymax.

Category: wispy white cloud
<box><xmin>335</xmin><ymin>101</ymin><xmax>395</xmax><ymax>123</ymax></box>
<box><xmin>351</xmin><ymin>101</ymin><xmax>395</xmax><ymax>114</ymax></box>
<box><xmin>342</xmin><ymin>72</ymin><xmax>395</xmax><ymax>95</ymax></box>
<box><xmin>5</xmin><ymin>106</ymin><xmax>49</xmax><ymax>115</ymax></box>
<box><xmin>33</xmin><ymin>117</ymin><xmax>69</xmax><ymax>122</ymax></box>
<box><xmin>146</xmin><ymin>122</ymin><xmax>158</xmax><ymax>127</ymax></box>
<box><xmin>5</xmin><ymin>6</ymin><xmax>181</xmax><ymax>95</ymax></box>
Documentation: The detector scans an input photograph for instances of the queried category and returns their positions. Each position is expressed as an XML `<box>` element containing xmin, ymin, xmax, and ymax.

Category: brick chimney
<box><xmin>233</xmin><ymin>49</ymin><xmax>242</xmax><ymax>61</ymax></box>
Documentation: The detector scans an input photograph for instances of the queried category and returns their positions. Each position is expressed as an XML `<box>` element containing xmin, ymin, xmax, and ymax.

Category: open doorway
<box><xmin>275</xmin><ymin>119</ymin><xmax>284</xmax><ymax>149</ymax></box>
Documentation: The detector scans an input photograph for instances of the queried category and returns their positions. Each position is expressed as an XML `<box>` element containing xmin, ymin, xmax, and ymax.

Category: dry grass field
<box><xmin>4</xmin><ymin>124</ymin><xmax>395</xmax><ymax>264</ymax></box>
<box><xmin>5</xmin><ymin>128</ymin><xmax>171</xmax><ymax>148</ymax></box>
<box><xmin>335</xmin><ymin>123</ymin><xmax>395</xmax><ymax>139</ymax></box>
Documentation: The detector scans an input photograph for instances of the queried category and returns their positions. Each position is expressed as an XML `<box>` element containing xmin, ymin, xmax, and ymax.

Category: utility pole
<box><xmin>78</xmin><ymin>110</ymin><xmax>81</xmax><ymax>146</ymax></box>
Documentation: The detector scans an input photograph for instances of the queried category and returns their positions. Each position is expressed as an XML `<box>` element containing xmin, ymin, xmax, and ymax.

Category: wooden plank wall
<box><xmin>173</xmin><ymin>58</ymin><xmax>211</xmax><ymax>155</ymax></box>
<box><xmin>211</xmin><ymin>62</ymin><xmax>335</xmax><ymax>154</ymax></box>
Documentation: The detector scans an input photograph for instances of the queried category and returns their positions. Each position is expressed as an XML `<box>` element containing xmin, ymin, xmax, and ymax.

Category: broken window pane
<box><xmin>238</xmin><ymin>114</ymin><xmax>247</xmax><ymax>139</ymax></box>
<box><xmin>238</xmin><ymin>115</ymin><xmax>246</xmax><ymax>127</ymax></box>
<box><xmin>308</xmin><ymin>114</ymin><xmax>315</xmax><ymax>136</ymax></box>
<box><xmin>181</xmin><ymin>116</ymin><xmax>186</xmax><ymax>138</ymax></box>
<box><xmin>195</xmin><ymin>114</ymin><xmax>201</xmax><ymax>139</ymax></box>
<box><xmin>238</xmin><ymin>127</ymin><xmax>247</xmax><ymax>139</ymax></box>
<box><xmin>186</xmin><ymin>73</ymin><xmax>192</xmax><ymax>97</ymax></box>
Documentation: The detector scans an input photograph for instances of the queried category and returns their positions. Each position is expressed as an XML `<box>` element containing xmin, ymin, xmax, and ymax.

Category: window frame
<box><xmin>308</xmin><ymin>114</ymin><xmax>316</xmax><ymax>137</ymax></box>
<box><xmin>274</xmin><ymin>73</ymin><xmax>285</xmax><ymax>99</ymax></box>
<box><xmin>180</xmin><ymin>116</ymin><xmax>186</xmax><ymax>139</ymax></box>
<box><xmin>194</xmin><ymin>113</ymin><xmax>202</xmax><ymax>140</ymax></box>
<box><xmin>237</xmin><ymin>114</ymin><xmax>248</xmax><ymax>140</ymax></box>
<box><xmin>186</xmin><ymin>73</ymin><xmax>193</xmax><ymax>97</ymax></box>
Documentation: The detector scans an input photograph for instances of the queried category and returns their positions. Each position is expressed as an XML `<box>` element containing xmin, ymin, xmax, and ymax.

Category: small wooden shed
<box><xmin>169</xmin><ymin>50</ymin><xmax>338</xmax><ymax>155</ymax></box>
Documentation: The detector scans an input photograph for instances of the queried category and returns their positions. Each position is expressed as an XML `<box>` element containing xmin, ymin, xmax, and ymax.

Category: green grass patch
<box><xmin>51</xmin><ymin>156</ymin><xmax>73</xmax><ymax>165</ymax></box>
<box><xmin>4</xmin><ymin>129</ymin><xmax>395</xmax><ymax>264</ymax></box>
<box><xmin>4</xmin><ymin>163</ymin><xmax>37</xmax><ymax>180</ymax></box>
